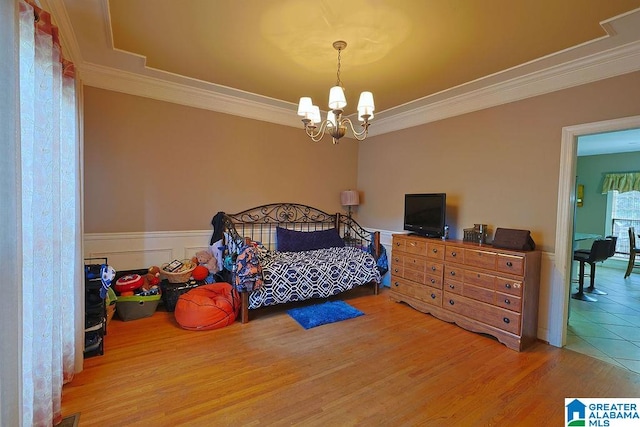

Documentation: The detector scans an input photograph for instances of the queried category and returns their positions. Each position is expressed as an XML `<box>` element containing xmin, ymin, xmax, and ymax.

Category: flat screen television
<box><xmin>404</xmin><ymin>193</ymin><xmax>447</xmax><ymax>238</ymax></box>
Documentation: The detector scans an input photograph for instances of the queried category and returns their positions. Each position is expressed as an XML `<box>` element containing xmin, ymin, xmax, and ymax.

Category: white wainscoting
<box><xmin>83</xmin><ymin>230</ymin><xmax>213</xmax><ymax>271</ymax></box>
<box><xmin>84</xmin><ymin>228</ymin><xmax>555</xmax><ymax>345</ymax></box>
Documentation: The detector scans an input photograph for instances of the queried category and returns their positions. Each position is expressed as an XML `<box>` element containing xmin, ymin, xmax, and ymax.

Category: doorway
<box><xmin>552</xmin><ymin>115</ymin><xmax>640</xmax><ymax>364</ymax></box>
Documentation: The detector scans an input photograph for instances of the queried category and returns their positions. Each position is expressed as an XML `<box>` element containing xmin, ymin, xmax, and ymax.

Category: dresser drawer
<box><xmin>444</xmin><ymin>264</ymin><xmax>464</xmax><ymax>281</ymax></box>
<box><xmin>445</xmin><ymin>245</ymin><xmax>465</xmax><ymax>263</ymax></box>
<box><xmin>463</xmin><ymin>269</ymin><xmax>495</xmax><ymax>290</ymax></box>
<box><xmin>443</xmin><ymin>278</ymin><xmax>463</xmax><ymax>295</ymax></box>
<box><xmin>463</xmin><ymin>283</ymin><xmax>495</xmax><ymax>305</ymax></box>
<box><xmin>404</xmin><ymin>254</ymin><xmax>426</xmax><ymax>271</ymax></box>
<box><xmin>444</xmin><ymin>292</ymin><xmax>521</xmax><ymax>335</ymax></box>
<box><xmin>391</xmin><ymin>252</ymin><xmax>403</xmax><ymax>266</ymax></box>
<box><xmin>426</xmin><ymin>261</ymin><xmax>443</xmax><ymax>276</ymax></box>
<box><xmin>424</xmin><ymin>273</ymin><xmax>443</xmax><ymax>289</ymax></box>
<box><xmin>393</xmin><ymin>238</ymin><xmax>406</xmax><ymax>253</ymax></box>
<box><xmin>427</xmin><ymin>242</ymin><xmax>445</xmax><ymax>260</ymax></box>
<box><xmin>404</xmin><ymin>238</ymin><xmax>427</xmax><ymax>256</ymax></box>
<box><xmin>496</xmin><ymin>276</ymin><xmax>523</xmax><ymax>297</ymax></box>
<box><xmin>497</xmin><ymin>253</ymin><xmax>525</xmax><ymax>276</ymax></box>
<box><xmin>391</xmin><ymin>264</ymin><xmax>404</xmax><ymax>277</ymax></box>
<box><xmin>495</xmin><ymin>292</ymin><xmax>522</xmax><ymax>313</ymax></box>
<box><xmin>403</xmin><ymin>268</ymin><xmax>426</xmax><ymax>284</ymax></box>
<box><xmin>391</xmin><ymin>276</ymin><xmax>441</xmax><ymax>306</ymax></box>
<box><xmin>464</xmin><ymin>249</ymin><xmax>497</xmax><ymax>270</ymax></box>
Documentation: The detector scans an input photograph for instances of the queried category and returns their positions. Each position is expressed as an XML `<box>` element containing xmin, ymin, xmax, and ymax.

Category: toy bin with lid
<box><xmin>116</xmin><ymin>293</ymin><xmax>161</xmax><ymax>321</ymax></box>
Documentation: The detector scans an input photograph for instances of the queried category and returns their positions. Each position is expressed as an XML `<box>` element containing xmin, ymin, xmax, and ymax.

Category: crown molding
<box><xmin>81</xmin><ymin>62</ymin><xmax>299</xmax><ymax>127</ymax></box>
<box><xmin>58</xmin><ymin>1</ymin><xmax>640</xmax><ymax>136</ymax></box>
<box><xmin>370</xmin><ymin>39</ymin><xmax>640</xmax><ymax>136</ymax></box>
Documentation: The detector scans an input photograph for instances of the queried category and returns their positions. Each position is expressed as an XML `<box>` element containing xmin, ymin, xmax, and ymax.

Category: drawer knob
<box><xmin>504</xmin><ymin>299</ymin><xmax>511</xmax><ymax>304</ymax></box>
<box><xmin>449</xmin><ymin>284</ymin><xmax>455</xmax><ymax>289</ymax></box>
<box><xmin>505</xmin><ymin>283</ymin><xmax>512</xmax><ymax>289</ymax></box>
<box><xmin>431</xmin><ymin>293</ymin><xmax>436</xmax><ymax>299</ymax></box>
<box><xmin>394</xmin><ymin>268</ymin><xmax>399</xmax><ymax>273</ymax></box>
<box><xmin>450</xmin><ymin>271</ymin><xmax>456</xmax><ymax>276</ymax></box>
<box><xmin>449</xmin><ymin>300</ymin><xmax>455</xmax><ymax>305</ymax></box>
<box><xmin>394</xmin><ymin>282</ymin><xmax>399</xmax><ymax>287</ymax></box>
<box><xmin>506</xmin><ymin>261</ymin><xmax>513</xmax><ymax>267</ymax></box>
<box><xmin>431</xmin><ymin>278</ymin><xmax>436</xmax><ymax>284</ymax></box>
<box><xmin>431</xmin><ymin>266</ymin><xmax>437</xmax><ymax>271</ymax></box>
<box><xmin>432</xmin><ymin>248</ymin><xmax>438</xmax><ymax>253</ymax></box>
<box><xmin>396</xmin><ymin>242</ymin><xmax>400</xmax><ymax>246</ymax></box>
<box><xmin>451</xmin><ymin>252</ymin><xmax>457</xmax><ymax>257</ymax></box>
<box><xmin>503</xmin><ymin>317</ymin><xmax>510</xmax><ymax>324</ymax></box>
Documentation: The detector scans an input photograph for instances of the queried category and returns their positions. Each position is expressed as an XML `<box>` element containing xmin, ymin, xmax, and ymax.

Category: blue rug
<box><xmin>287</xmin><ymin>300</ymin><xmax>364</xmax><ymax>329</ymax></box>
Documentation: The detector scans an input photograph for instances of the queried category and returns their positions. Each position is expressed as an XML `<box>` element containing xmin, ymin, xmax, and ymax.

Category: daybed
<box><xmin>210</xmin><ymin>203</ymin><xmax>385</xmax><ymax>323</ymax></box>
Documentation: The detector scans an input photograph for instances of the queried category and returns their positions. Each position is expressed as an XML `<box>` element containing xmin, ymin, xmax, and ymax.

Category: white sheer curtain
<box><xmin>18</xmin><ymin>1</ymin><xmax>81</xmax><ymax>425</ymax></box>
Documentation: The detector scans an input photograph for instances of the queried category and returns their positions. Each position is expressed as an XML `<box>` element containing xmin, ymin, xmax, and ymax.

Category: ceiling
<box><xmin>578</xmin><ymin>128</ymin><xmax>640</xmax><ymax>156</ymax></box>
<box><xmin>49</xmin><ymin>0</ymin><xmax>640</xmax><ymax>142</ymax></box>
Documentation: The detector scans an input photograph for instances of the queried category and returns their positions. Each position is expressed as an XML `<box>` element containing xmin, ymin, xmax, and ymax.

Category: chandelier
<box><xmin>297</xmin><ymin>41</ymin><xmax>375</xmax><ymax>144</ymax></box>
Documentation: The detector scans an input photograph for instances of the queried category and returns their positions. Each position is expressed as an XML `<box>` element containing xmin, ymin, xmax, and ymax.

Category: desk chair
<box><xmin>572</xmin><ymin>239</ymin><xmax>613</xmax><ymax>302</ymax></box>
<box><xmin>624</xmin><ymin>227</ymin><xmax>640</xmax><ymax>279</ymax></box>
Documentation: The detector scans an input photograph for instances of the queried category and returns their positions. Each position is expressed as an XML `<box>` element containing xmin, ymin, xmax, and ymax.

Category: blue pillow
<box><xmin>276</xmin><ymin>227</ymin><xmax>345</xmax><ymax>252</ymax></box>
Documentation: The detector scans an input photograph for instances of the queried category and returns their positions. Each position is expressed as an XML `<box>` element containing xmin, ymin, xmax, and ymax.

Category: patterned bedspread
<box><xmin>247</xmin><ymin>246</ymin><xmax>381</xmax><ymax>310</ymax></box>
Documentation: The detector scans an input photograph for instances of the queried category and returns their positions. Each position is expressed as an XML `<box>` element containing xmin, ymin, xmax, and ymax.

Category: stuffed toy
<box><xmin>195</xmin><ymin>250</ymin><xmax>219</xmax><ymax>275</ymax></box>
<box><xmin>141</xmin><ymin>265</ymin><xmax>161</xmax><ymax>291</ymax></box>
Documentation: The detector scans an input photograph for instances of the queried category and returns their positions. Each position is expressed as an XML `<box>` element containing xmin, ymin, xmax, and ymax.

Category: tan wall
<box><xmin>83</xmin><ymin>87</ymin><xmax>359</xmax><ymax>233</ymax></box>
<box><xmin>357</xmin><ymin>71</ymin><xmax>640</xmax><ymax>252</ymax></box>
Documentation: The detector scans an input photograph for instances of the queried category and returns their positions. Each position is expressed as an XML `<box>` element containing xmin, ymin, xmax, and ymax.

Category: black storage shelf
<box><xmin>84</xmin><ymin>258</ymin><xmax>107</xmax><ymax>358</ymax></box>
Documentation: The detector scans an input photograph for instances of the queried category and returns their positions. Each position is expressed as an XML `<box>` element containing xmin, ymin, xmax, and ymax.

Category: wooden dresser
<box><xmin>390</xmin><ymin>234</ymin><xmax>541</xmax><ymax>351</ymax></box>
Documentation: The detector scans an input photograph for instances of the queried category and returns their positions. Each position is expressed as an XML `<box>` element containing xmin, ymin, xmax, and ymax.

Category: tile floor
<box><xmin>567</xmin><ymin>260</ymin><xmax>640</xmax><ymax>373</ymax></box>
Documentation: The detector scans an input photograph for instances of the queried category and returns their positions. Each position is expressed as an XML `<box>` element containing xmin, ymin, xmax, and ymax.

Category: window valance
<box><xmin>601</xmin><ymin>172</ymin><xmax>640</xmax><ymax>194</ymax></box>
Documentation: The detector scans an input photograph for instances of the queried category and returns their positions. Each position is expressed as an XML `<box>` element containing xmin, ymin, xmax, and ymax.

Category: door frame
<box><xmin>551</xmin><ymin>114</ymin><xmax>640</xmax><ymax>347</ymax></box>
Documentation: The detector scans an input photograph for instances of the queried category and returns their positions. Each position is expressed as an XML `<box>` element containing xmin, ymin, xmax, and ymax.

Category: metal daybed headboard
<box><xmin>220</xmin><ymin>203</ymin><xmax>380</xmax><ymax>256</ymax></box>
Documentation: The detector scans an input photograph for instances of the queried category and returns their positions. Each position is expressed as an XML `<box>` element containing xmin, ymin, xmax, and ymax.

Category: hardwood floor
<box><xmin>63</xmin><ymin>287</ymin><xmax>640</xmax><ymax>426</ymax></box>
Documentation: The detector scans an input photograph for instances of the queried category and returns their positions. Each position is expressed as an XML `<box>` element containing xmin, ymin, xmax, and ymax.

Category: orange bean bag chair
<box><xmin>174</xmin><ymin>283</ymin><xmax>240</xmax><ymax>331</ymax></box>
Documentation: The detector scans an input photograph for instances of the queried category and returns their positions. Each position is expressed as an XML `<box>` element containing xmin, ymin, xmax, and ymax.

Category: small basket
<box><xmin>160</xmin><ymin>260</ymin><xmax>196</xmax><ymax>283</ymax></box>
<box><xmin>162</xmin><ymin>281</ymin><xmax>201</xmax><ymax>312</ymax></box>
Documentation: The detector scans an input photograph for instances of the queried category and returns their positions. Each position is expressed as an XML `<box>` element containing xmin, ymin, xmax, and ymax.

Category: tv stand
<box><xmin>389</xmin><ymin>234</ymin><xmax>541</xmax><ymax>351</ymax></box>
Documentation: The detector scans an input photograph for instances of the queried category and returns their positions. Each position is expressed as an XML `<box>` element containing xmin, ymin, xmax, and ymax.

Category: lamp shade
<box><xmin>310</xmin><ymin>105</ymin><xmax>321</xmax><ymax>124</ymax></box>
<box><xmin>297</xmin><ymin>97</ymin><xmax>313</xmax><ymax>116</ymax></box>
<box><xmin>340</xmin><ymin>190</ymin><xmax>360</xmax><ymax>206</ymax></box>
<box><xmin>357</xmin><ymin>91</ymin><xmax>375</xmax><ymax>111</ymax></box>
<box><xmin>328</xmin><ymin>86</ymin><xmax>347</xmax><ymax>110</ymax></box>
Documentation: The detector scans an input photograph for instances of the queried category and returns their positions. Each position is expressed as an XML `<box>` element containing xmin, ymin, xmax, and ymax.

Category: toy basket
<box><xmin>160</xmin><ymin>260</ymin><xmax>197</xmax><ymax>283</ymax></box>
<box><xmin>162</xmin><ymin>281</ymin><xmax>202</xmax><ymax>312</ymax></box>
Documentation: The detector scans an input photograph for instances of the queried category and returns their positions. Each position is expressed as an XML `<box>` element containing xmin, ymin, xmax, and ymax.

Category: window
<box><xmin>608</xmin><ymin>190</ymin><xmax>640</xmax><ymax>254</ymax></box>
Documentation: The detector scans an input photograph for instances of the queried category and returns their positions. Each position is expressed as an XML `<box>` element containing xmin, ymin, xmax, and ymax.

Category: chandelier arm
<box><xmin>305</xmin><ymin>120</ymin><xmax>329</xmax><ymax>142</ymax></box>
<box><xmin>341</xmin><ymin>118</ymin><xmax>370</xmax><ymax>141</ymax></box>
